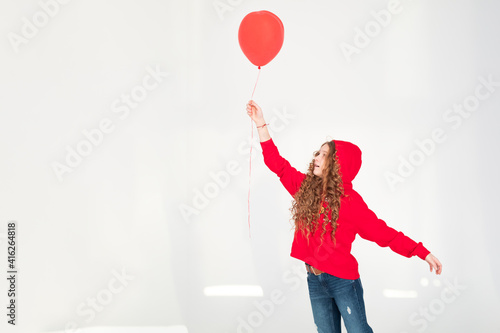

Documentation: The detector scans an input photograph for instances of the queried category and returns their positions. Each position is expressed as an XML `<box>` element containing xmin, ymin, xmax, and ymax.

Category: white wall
<box><xmin>1</xmin><ymin>0</ymin><xmax>499</xmax><ymax>332</ymax></box>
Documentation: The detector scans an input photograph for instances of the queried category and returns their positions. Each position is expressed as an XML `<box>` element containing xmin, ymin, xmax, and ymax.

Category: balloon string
<box><xmin>248</xmin><ymin>120</ymin><xmax>253</xmax><ymax>238</ymax></box>
<box><xmin>248</xmin><ymin>66</ymin><xmax>261</xmax><ymax>238</ymax></box>
<box><xmin>251</xmin><ymin>66</ymin><xmax>261</xmax><ymax>100</ymax></box>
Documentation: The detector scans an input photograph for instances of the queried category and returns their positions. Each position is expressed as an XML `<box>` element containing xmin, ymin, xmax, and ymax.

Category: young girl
<box><xmin>246</xmin><ymin>100</ymin><xmax>442</xmax><ymax>333</ymax></box>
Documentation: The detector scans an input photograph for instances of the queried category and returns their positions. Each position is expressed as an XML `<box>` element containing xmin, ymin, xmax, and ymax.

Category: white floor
<box><xmin>45</xmin><ymin>326</ymin><xmax>188</xmax><ymax>333</ymax></box>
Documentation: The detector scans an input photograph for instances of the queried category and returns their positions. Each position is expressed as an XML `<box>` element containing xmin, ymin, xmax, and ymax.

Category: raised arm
<box><xmin>246</xmin><ymin>100</ymin><xmax>306</xmax><ymax>197</ymax></box>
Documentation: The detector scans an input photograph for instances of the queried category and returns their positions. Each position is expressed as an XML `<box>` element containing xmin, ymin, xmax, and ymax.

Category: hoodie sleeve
<box><xmin>350</xmin><ymin>192</ymin><xmax>430</xmax><ymax>260</ymax></box>
<box><xmin>260</xmin><ymin>138</ymin><xmax>306</xmax><ymax>197</ymax></box>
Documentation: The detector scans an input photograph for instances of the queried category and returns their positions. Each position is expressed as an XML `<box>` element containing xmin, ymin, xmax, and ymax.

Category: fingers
<box><xmin>429</xmin><ymin>258</ymin><xmax>442</xmax><ymax>275</ymax></box>
<box><xmin>433</xmin><ymin>256</ymin><xmax>442</xmax><ymax>275</ymax></box>
<box><xmin>425</xmin><ymin>253</ymin><xmax>443</xmax><ymax>275</ymax></box>
<box><xmin>248</xmin><ymin>100</ymin><xmax>260</xmax><ymax>110</ymax></box>
<box><xmin>246</xmin><ymin>100</ymin><xmax>259</xmax><ymax>118</ymax></box>
<box><xmin>246</xmin><ymin>108</ymin><xmax>254</xmax><ymax>118</ymax></box>
<box><xmin>435</xmin><ymin>259</ymin><xmax>443</xmax><ymax>275</ymax></box>
<box><xmin>246</xmin><ymin>101</ymin><xmax>254</xmax><ymax>114</ymax></box>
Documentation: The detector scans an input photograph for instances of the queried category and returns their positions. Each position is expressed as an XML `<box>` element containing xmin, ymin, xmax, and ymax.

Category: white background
<box><xmin>1</xmin><ymin>0</ymin><xmax>499</xmax><ymax>332</ymax></box>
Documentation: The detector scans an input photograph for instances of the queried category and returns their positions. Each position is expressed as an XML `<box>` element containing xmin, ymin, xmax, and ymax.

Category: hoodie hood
<box><xmin>333</xmin><ymin>140</ymin><xmax>362</xmax><ymax>192</ymax></box>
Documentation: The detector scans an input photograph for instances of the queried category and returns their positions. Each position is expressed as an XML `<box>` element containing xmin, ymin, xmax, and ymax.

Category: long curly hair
<box><xmin>290</xmin><ymin>141</ymin><xmax>344</xmax><ymax>245</ymax></box>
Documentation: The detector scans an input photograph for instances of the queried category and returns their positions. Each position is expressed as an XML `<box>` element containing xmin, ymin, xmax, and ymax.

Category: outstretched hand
<box><xmin>246</xmin><ymin>100</ymin><xmax>265</xmax><ymax>125</ymax></box>
<box><xmin>425</xmin><ymin>253</ymin><xmax>442</xmax><ymax>275</ymax></box>
<box><xmin>246</xmin><ymin>100</ymin><xmax>271</xmax><ymax>142</ymax></box>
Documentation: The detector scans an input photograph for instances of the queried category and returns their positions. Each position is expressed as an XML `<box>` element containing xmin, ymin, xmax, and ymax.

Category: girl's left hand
<box><xmin>425</xmin><ymin>253</ymin><xmax>442</xmax><ymax>275</ymax></box>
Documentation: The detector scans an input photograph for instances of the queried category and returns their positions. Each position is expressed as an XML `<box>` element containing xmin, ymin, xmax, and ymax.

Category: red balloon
<box><xmin>238</xmin><ymin>11</ymin><xmax>284</xmax><ymax>68</ymax></box>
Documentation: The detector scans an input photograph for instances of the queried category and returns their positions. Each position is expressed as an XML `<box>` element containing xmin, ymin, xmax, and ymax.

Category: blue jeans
<box><xmin>307</xmin><ymin>271</ymin><xmax>373</xmax><ymax>333</ymax></box>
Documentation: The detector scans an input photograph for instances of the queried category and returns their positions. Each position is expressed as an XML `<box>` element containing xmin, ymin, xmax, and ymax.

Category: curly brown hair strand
<box><xmin>290</xmin><ymin>141</ymin><xmax>344</xmax><ymax>246</ymax></box>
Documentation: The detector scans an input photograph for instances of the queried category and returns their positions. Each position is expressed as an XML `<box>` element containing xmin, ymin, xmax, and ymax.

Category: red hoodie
<box><xmin>260</xmin><ymin>138</ymin><xmax>430</xmax><ymax>280</ymax></box>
